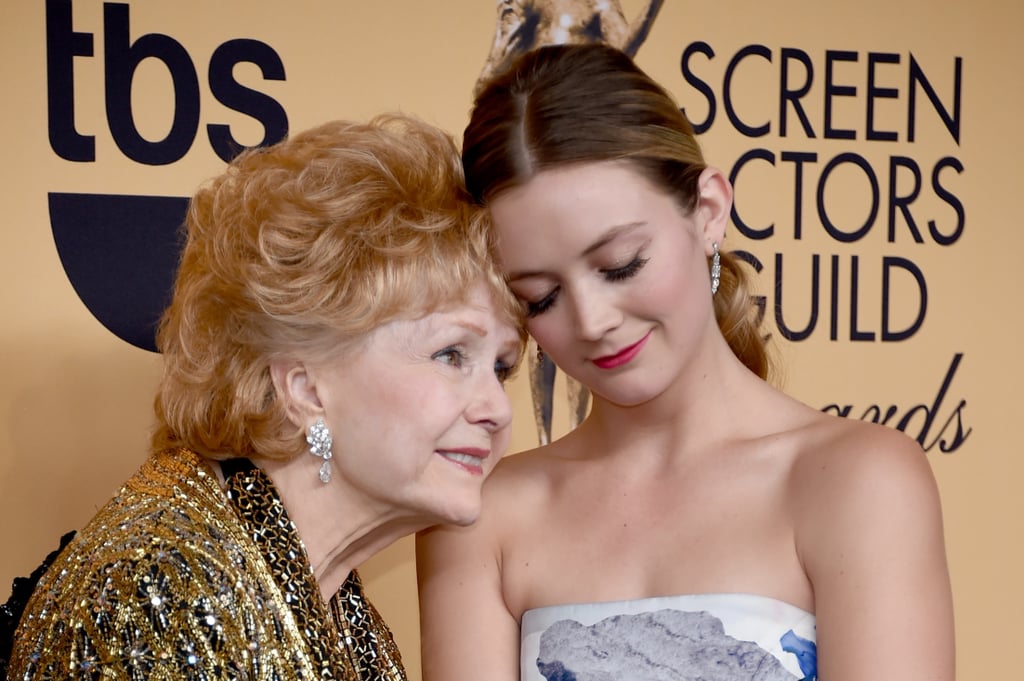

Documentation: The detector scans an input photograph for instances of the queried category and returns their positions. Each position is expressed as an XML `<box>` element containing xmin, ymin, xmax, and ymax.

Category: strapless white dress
<box><xmin>520</xmin><ymin>593</ymin><xmax>817</xmax><ymax>680</ymax></box>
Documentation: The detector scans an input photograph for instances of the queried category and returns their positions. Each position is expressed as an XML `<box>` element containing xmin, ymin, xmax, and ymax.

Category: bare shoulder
<box><xmin>487</xmin><ymin>443</ymin><xmax>552</xmax><ymax>488</ymax></box>
<box><xmin>789</xmin><ymin>413</ymin><xmax>938</xmax><ymax>509</ymax></box>
<box><xmin>782</xmin><ymin>413</ymin><xmax>954</xmax><ymax>679</ymax></box>
<box><xmin>478</xmin><ymin>437</ymin><xmax>575</xmax><ymax>512</ymax></box>
<box><xmin>787</xmin><ymin>411</ymin><xmax>947</xmax><ymax>576</ymax></box>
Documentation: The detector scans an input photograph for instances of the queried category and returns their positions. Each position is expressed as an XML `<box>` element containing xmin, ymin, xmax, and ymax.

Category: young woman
<box><xmin>417</xmin><ymin>44</ymin><xmax>954</xmax><ymax>681</ymax></box>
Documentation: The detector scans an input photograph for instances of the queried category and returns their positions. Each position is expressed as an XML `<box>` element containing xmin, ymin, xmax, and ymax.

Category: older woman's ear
<box><xmin>270</xmin><ymin>359</ymin><xmax>323</xmax><ymax>427</ymax></box>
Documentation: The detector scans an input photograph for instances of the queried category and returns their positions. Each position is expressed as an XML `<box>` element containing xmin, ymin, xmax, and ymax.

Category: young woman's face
<box><xmin>310</xmin><ymin>281</ymin><xmax>521</xmax><ymax>527</ymax></box>
<box><xmin>489</xmin><ymin>161</ymin><xmax>719</xmax><ymax>406</ymax></box>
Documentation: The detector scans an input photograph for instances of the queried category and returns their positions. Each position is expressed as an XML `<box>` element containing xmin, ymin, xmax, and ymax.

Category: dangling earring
<box><xmin>710</xmin><ymin>242</ymin><xmax>721</xmax><ymax>296</ymax></box>
<box><xmin>306</xmin><ymin>417</ymin><xmax>333</xmax><ymax>483</ymax></box>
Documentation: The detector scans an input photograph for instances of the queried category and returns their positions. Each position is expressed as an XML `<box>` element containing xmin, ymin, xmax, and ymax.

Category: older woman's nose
<box><xmin>467</xmin><ymin>371</ymin><xmax>514</xmax><ymax>433</ymax></box>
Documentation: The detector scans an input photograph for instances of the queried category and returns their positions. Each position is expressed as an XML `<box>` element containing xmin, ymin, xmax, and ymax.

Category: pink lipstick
<box><xmin>592</xmin><ymin>331</ymin><xmax>651</xmax><ymax>369</ymax></box>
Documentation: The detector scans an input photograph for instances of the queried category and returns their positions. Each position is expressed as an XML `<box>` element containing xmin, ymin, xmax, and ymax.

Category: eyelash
<box><xmin>525</xmin><ymin>292</ymin><xmax>557</xmax><ymax>318</ymax></box>
<box><xmin>493</xmin><ymin>361</ymin><xmax>515</xmax><ymax>384</ymax></box>
<box><xmin>433</xmin><ymin>346</ymin><xmax>467</xmax><ymax>367</ymax></box>
<box><xmin>524</xmin><ymin>254</ymin><xmax>650</xmax><ymax>318</ymax></box>
<box><xmin>433</xmin><ymin>346</ymin><xmax>517</xmax><ymax>384</ymax></box>
<box><xmin>602</xmin><ymin>256</ymin><xmax>649</xmax><ymax>281</ymax></box>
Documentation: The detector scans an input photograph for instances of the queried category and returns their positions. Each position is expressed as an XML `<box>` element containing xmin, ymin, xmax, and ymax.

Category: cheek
<box><xmin>418</xmin><ymin>382</ymin><xmax>473</xmax><ymax>425</ymax></box>
<box><xmin>525</xmin><ymin>314</ymin><xmax>565</xmax><ymax>352</ymax></box>
<box><xmin>648</xmin><ymin>243</ymin><xmax>706</xmax><ymax>298</ymax></box>
<box><xmin>368</xmin><ymin>377</ymin><xmax>448</xmax><ymax>436</ymax></box>
<box><xmin>642</xmin><ymin>266</ymin><xmax>713</xmax><ymax>333</ymax></box>
<box><xmin>645</xmin><ymin>272</ymin><xmax>688</xmax><ymax>309</ymax></box>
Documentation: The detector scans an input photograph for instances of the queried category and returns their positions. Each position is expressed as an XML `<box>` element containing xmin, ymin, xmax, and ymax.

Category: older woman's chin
<box><xmin>436</xmin><ymin>501</ymin><xmax>484</xmax><ymax>528</ymax></box>
<box><xmin>410</xmin><ymin>457</ymin><xmax>496</xmax><ymax>527</ymax></box>
<box><xmin>420</xmin><ymin>489</ymin><xmax>486</xmax><ymax>529</ymax></box>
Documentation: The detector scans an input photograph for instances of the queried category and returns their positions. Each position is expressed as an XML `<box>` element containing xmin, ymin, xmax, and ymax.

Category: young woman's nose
<box><xmin>569</xmin><ymin>285</ymin><xmax>622</xmax><ymax>342</ymax></box>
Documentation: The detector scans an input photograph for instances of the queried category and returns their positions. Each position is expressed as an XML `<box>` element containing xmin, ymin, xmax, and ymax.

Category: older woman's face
<box><xmin>311</xmin><ymin>281</ymin><xmax>520</xmax><ymax>527</ymax></box>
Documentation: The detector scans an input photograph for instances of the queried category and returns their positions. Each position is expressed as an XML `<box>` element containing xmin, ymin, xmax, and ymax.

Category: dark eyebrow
<box><xmin>506</xmin><ymin>221</ymin><xmax>646</xmax><ymax>282</ymax></box>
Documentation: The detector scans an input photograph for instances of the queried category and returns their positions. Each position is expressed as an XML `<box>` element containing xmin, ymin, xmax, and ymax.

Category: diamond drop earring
<box><xmin>306</xmin><ymin>417</ymin><xmax>333</xmax><ymax>483</ymax></box>
<box><xmin>710</xmin><ymin>242</ymin><xmax>721</xmax><ymax>296</ymax></box>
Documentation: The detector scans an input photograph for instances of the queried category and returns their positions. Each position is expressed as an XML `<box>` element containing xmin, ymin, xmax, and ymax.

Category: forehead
<box><xmin>493</xmin><ymin>161</ymin><xmax>658</xmax><ymax>220</ymax></box>
<box><xmin>383</xmin><ymin>280</ymin><xmax>517</xmax><ymax>338</ymax></box>
<box><xmin>499</xmin><ymin>159</ymin><xmax>651</xmax><ymax>203</ymax></box>
<box><xmin>489</xmin><ymin>161</ymin><xmax>665</xmax><ymax>261</ymax></box>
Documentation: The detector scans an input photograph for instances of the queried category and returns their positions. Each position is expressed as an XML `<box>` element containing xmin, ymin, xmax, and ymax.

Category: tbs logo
<box><xmin>46</xmin><ymin>0</ymin><xmax>288</xmax><ymax>350</ymax></box>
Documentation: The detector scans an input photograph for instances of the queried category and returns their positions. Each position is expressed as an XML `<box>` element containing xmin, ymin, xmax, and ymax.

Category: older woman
<box><xmin>6</xmin><ymin>114</ymin><xmax>523</xmax><ymax>679</ymax></box>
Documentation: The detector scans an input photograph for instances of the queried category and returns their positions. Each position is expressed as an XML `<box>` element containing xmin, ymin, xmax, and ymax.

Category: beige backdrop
<box><xmin>2</xmin><ymin>1</ymin><xmax>1020</xmax><ymax>678</ymax></box>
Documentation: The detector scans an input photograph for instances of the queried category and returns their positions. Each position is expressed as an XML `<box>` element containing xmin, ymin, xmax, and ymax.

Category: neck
<box><xmin>584</xmin><ymin>335</ymin><xmax>770</xmax><ymax>461</ymax></box>
<box><xmin>254</xmin><ymin>456</ymin><xmax>431</xmax><ymax>603</ymax></box>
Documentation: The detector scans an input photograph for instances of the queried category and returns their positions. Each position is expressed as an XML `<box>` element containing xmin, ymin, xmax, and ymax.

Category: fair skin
<box><xmin>417</xmin><ymin>162</ymin><xmax>954</xmax><ymax>680</ymax></box>
<box><xmin>259</xmin><ymin>281</ymin><xmax>521</xmax><ymax>603</ymax></box>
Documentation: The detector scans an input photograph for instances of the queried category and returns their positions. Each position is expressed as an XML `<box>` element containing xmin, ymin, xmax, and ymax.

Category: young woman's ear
<box><xmin>269</xmin><ymin>359</ymin><xmax>323</xmax><ymax>428</ymax></box>
<box><xmin>695</xmin><ymin>166</ymin><xmax>733</xmax><ymax>255</ymax></box>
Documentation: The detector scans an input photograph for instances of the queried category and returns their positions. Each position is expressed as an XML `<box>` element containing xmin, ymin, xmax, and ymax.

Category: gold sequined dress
<box><xmin>9</xmin><ymin>448</ymin><xmax>406</xmax><ymax>680</ymax></box>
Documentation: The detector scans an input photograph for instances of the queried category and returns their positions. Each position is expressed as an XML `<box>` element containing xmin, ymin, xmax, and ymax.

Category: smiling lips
<box><xmin>592</xmin><ymin>331</ymin><xmax>651</xmax><ymax>369</ymax></box>
<box><xmin>438</xmin><ymin>448</ymin><xmax>489</xmax><ymax>475</ymax></box>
